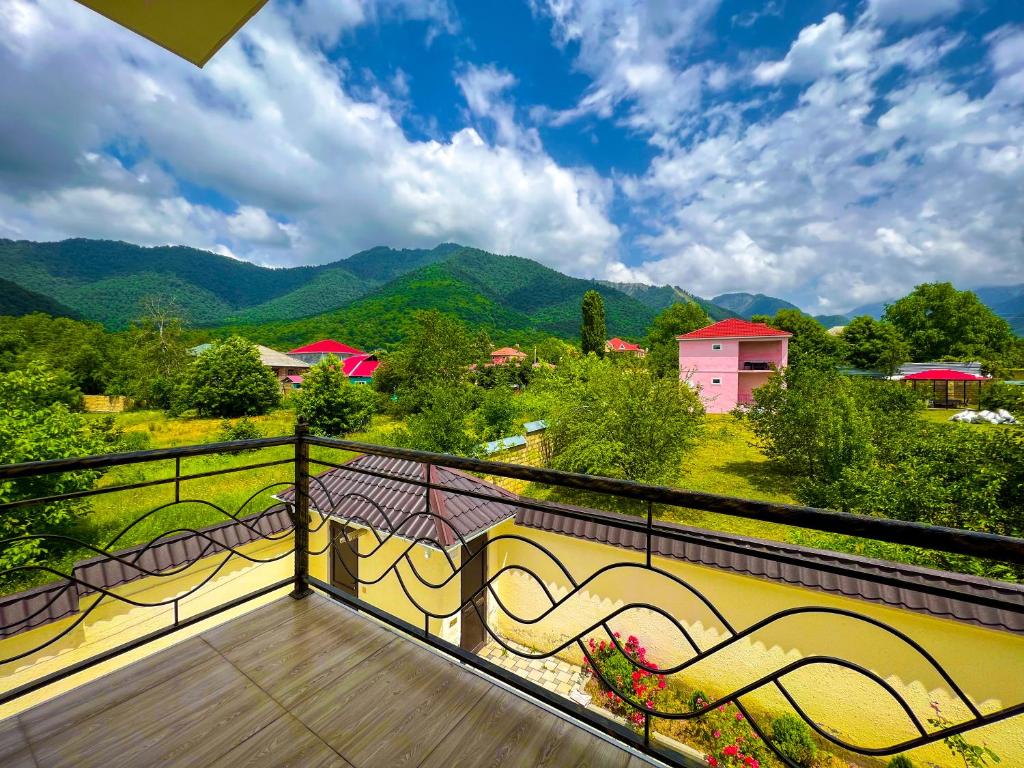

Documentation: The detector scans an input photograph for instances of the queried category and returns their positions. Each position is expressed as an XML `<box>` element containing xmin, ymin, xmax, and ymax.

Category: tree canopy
<box><xmin>580</xmin><ymin>290</ymin><xmax>606</xmax><ymax>356</ymax></box>
<box><xmin>884</xmin><ymin>282</ymin><xmax>1015</xmax><ymax>362</ymax></box>
<box><xmin>645</xmin><ymin>301</ymin><xmax>710</xmax><ymax>377</ymax></box>
<box><xmin>182</xmin><ymin>336</ymin><xmax>280</xmax><ymax>417</ymax></box>
<box><xmin>840</xmin><ymin>316</ymin><xmax>909</xmax><ymax>374</ymax></box>
<box><xmin>295</xmin><ymin>356</ymin><xmax>378</xmax><ymax>437</ymax></box>
<box><xmin>372</xmin><ymin>310</ymin><xmax>490</xmax><ymax>414</ymax></box>
<box><xmin>537</xmin><ymin>355</ymin><xmax>704</xmax><ymax>484</ymax></box>
<box><xmin>753</xmin><ymin>309</ymin><xmax>846</xmax><ymax>368</ymax></box>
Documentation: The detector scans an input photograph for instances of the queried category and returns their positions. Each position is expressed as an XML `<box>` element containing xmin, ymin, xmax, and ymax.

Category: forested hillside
<box><xmin>0</xmin><ymin>278</ymin><xmax>79</xmax><ymax>318</ymax></box>
<box><xmin>602</xmin><ymin>282</ymin><xmax>737</xmax><ymax>320</ymax></box>
<box><xmin>237</xmin><ymin>249</ymin><xmax>660</xmax><ymax>349</ymax></box>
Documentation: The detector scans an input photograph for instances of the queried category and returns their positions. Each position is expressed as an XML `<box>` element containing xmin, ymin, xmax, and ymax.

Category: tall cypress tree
<box><xmin>580</xmin><ymin>290</ymin><xmax>606</xmax><ymax>357</ymax></box>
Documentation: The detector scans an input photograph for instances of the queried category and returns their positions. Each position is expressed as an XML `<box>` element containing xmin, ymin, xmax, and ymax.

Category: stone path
<box><xmin>479</xmin><ymin>639</ymin><xmax>588</xmax><ymax>698</ymax></box>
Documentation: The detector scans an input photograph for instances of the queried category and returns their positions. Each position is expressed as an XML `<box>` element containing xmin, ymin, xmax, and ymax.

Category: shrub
<box><xmin>689</xmin><ymin>694</ymin><xmax>770</xmax><ymax>768</ymax></box>
<box><xmin>585</xmin><ymin>633</ymin><xmax>669</xmax><ymax>732</ymax></box>
<box><xmin>981</xmin><ymin>381</ymin><xmax>1024</xmax><ymax>415</ymax></box>
<box><xmin>217</xmin><ymin>417</ymin><xmax>262</xmax><ymax>443</ymax></box>
<box><xmin>117</xmin><ymin>430</ymin><xmax>153</xmax><ymax>452</ymax></box>
<box><xmin>770</xmin><ymin>714</ymin><xmax>817</xmax><ymax>767</ymax></box>
<box><xmin>886</xmin><ymin>756</ymin><xmax>914</xmax><ymax>768</ymax></box>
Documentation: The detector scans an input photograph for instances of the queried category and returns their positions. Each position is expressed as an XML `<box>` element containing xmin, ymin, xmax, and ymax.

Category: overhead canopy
<box><xmin>74</xmin><ymin>0</ymin><xmax>269</xmax><ymax>67</ymax></box>
<box><xmin>903</xmin><ymin>369</ymin><xmax>988</xmax><ymax>381</ymax></box>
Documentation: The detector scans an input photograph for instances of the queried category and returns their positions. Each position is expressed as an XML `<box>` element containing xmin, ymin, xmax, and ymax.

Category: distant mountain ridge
<box><xmin>712</xmin><ymin>292</ymin><xmax>802</xmax><ymax>318</ymax></box>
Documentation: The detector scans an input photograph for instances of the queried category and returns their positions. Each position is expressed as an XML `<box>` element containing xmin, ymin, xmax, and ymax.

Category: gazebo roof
<box><xmin>903</xmin><ymin>369</ymin><xmax>988</xmax><ymax>381</ymax></box>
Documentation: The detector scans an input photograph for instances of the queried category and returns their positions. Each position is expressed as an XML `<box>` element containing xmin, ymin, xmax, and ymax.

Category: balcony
<box><xmin>1</xmin><ymin>428</ymin><xmax>1023</xmax><ymax>768</ymax></box>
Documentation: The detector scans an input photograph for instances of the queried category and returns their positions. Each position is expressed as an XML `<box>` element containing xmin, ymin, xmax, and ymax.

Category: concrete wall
<box><xmin>485</xmin><ymin>519</ymin><xmax>1024</xmax><ymax>767</ymax></box>
<box><xmin>82</xmin><ymin>395</ymin><xmax>132</xmax><ymax>413</ymax></box>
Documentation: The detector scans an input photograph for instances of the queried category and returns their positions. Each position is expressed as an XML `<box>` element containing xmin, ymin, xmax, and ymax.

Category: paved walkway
<box><xmin>479</xmin><ymin>639</ymin><xmax>588</xmax><ymax>699</ymax></box>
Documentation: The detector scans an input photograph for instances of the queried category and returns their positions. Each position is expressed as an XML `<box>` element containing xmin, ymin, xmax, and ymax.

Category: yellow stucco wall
<box><xmin>311</xmin><ymin>517</ymin><xmax>463</xmax><ymax>644</ymax></box>
<box><xmin>485</xmin><ymin>520</ymin><xmax>1024</xmax><ymax>767</ymax></box>
<box><xmin>0</xmin><ymin>534</ymin><xmax>292</xmax><ymax>719</ymax></box>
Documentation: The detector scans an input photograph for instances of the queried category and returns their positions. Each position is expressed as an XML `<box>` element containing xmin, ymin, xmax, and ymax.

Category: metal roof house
<box><xmin>287</xmin><ymin>340</ymin><xmax>365</xmax><ymax>365</ymax></box>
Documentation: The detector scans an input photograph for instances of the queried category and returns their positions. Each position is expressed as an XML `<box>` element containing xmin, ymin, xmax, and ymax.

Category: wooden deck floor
<box><xmin>0</xmin><ymin>594</ymin><xmax>648</xmax><ymax>768</ymax></box>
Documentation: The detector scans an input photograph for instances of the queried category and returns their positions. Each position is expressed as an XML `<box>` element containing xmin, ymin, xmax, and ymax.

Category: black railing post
<box><xmin>645</xmin><ymin>500</ymin><xmax>653</xmax><ymax>568</ymax></box>
<box><xmin>291</xmin><ymin>419</ymin><xmax>312</xmax><ymax>599</ymax></box>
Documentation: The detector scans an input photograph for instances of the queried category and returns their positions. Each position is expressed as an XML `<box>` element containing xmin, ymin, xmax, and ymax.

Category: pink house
<box><xmin>677</xmin><ymin>319</ymin><xmax>791</xmax><ymax>413</ymax></box>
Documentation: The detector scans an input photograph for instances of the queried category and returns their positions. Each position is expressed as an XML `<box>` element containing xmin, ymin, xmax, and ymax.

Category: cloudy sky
<box><xmin>0</xmin><ymin>0</ymin><xmax>1022</xmax><ymax>312</ymax></box>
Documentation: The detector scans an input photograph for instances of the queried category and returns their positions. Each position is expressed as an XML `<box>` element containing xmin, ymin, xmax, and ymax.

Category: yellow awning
<box><xmin>74</xmin><ymin>0</ymin><xmax>270</xmax><ymax>67</ymax></box>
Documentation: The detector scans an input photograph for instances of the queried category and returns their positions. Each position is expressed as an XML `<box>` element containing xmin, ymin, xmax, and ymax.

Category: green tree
<box><xmin>743</xmin><ymin>366</ymin><xmax>874</xmax><ymax>487</ymax></box>
<box><xmin>841</xmin><ymin>316</ymin><xmax>910</xmax><ymax>374</ymax></box>
<box><xmin>645</xmin><ymin>301</ymin><xmax>710</xmax><ymax>377</ymax></box>
<box><xmin>0</xmin><ymin>313</ymin><xmax>116</xmax><ymax>394</ymax></box>
<box><xmin>373</xmin><ymin>310</ymin><xmax>490</xmax><ymax>414</ymax></box>
<box><xmin>753</xmin><ymin>309</ymin><xmax>846</xmax><ymax>369</ymax></box>
<box><xmin>394</xmin><ymin>384</ymin><xmax>479</xmax><ymax>455</ymax></box>
<box><xmin>109</xmin><ymin>298</ymin><xmax>190</xmax><ymax>408</ymax></box>
<box><xmin>295</xmin><ymin>356</ymin><xmax>379</xmax><ymax>436</ymax></box>
<box><xmin>580</xmin><ymin>290</ymin><xmax>606</xmax><ymax>357</ymax></box>
<box><xmin>474</xmin><ymin>384</ymin><xmax>522</xmax><ymax>441</ymax></box>
<box><xmin>183</xmin><ymin>336</ymin><xmax>280</xmax><ymax>417</ymax></box>
<box><xmin>538</xmin><ymin>355</ymin><xmax>704</xmax><ymax>484</ymax></box>
<box><xmin>884</xmin><ymin>282</ymin><xmax>1015</xmax><ymax>362</ymax></box>
<box><xmin>0</xmin><ymin>365</ymin><xmax>114</xmax><ymax>568</ymax></box>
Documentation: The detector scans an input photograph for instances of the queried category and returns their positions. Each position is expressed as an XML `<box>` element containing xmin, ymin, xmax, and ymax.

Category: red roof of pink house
<box><xmin>677</xmin><ymin>319</ymin><xmax>791</xmax><ymax>340</ymax></box>
<box><xmin>288</xmin><ymin>339</ymin><xmax>364</xmax><ymax>355</ymax></box>
<box><xmin>903</xmin><ymin>369</ymin><xmax>988</xmax><ymax>381</ymax></box>
<box><xmin>342</xmin><ymin>354</ymin><xmax>380</xmax><ymax>379</ymax></box>
<box><xmin>607</xmin><ymin>337</ymin><xmax>642</xmax><ymax>351</ymax></box>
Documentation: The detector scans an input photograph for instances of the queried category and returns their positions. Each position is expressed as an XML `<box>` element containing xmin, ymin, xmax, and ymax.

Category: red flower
<box><xmin>744</xmin><ymin>758</ymin><xmax>759</xmax><ymax>768</ymax></box>
<box><xmin>628</xmin><ymin>635</ymin><xmax>639</xmax><ymax>645</ymax></box>
<box><xmin>657</xmin><ymin>678</ymin><xmax>666</xmax><ymax>690</ymax></box>
<box><xmin>614</xmin><ymin>631</ymin><xmax>621</xmax><ymax>638</ymax></box>
<box><xmin>713</xmin><ymin>730</ymin><xmax>721</xmax><ymax>739</ymax></box>
<box><xmin>734</xmin><ymin>712</ymin><xmax>744</xmax><ymax>722</ymax></box>
<box><xmin>706</xmin><ymin>758</ymin><xmax>719</xmax><ymax>767</ymax></box>
<box><xmin>599</xmin><ymin>640</ymin><xmax>606</xmax><ymax>651</ymax></box>
<box><xmin>723</xmin><ymin>745</ymin><xmax>739</xmax><ymax>757</ymax></box>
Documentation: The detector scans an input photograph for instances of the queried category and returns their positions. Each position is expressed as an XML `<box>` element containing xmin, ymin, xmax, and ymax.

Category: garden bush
<box><xmin>585</xmin><ymin>633</ymin><xmax>669</xmax><ymax>731</ymax></box>
<box><xmin>980</xmin><ymin>381</ymin><xmax>1024</xmax><ymax>415</ymax></box>
<box><xmin>688</xmin><ymin>693</ymin><xmax>770</xmax><ymax>768</ymax></box>
<box><xmin>770</xmin><ymin>714</ymin><xmax>817</xmax><ymax>767</ymax></box>
<box><xmin>886</xmin><ymin>756</ymin><xmax>914</xmax><ymax>768</ymax></box>
<box><xmin>217</xmin><ymin>418</ymin><xmax>263</xmax><ymax>443</ymax></box>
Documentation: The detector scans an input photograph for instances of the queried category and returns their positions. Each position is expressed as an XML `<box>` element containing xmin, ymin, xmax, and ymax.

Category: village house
<box><xmin>677</xmin><ymin>318</ymin><xmax>790</xmax><ymax>413</ymax></box>
<box><xmin>605</xmin><ymin>337</ymin><xmax>646</xmax><ymax>357</ymax></box>
<box><xmin>287</xmin><ymin>339</ymin><xmax>364</xmax><ymax>365</ymax></box>
<box><xmin>341</xmin><ymin>352</ymin><xmax>380</xmax><ymax>384</ymax></box>
<box><xmin>489</xmin><ymin>346</ymin><xmax>527</xmax><ymax>365</ymax></box>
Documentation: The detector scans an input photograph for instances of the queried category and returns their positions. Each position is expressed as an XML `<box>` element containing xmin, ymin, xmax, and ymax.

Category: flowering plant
<box><xmin>689</xmin><ymin>693</ymin><xmax>770</xmax><ymax>768</ymax></box>
<box><xmin>585</xmin><ymin>633</ymin><xmax>669</xmax><ymax>732</ymax></box>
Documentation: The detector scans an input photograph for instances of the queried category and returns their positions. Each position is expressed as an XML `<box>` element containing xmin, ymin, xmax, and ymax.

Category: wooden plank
<box><xmin>28</xmin><ymin>651</ymin><xmax>280</xmax><ymax>768</ymax></box>
<box><xmin>201</xmin><ymin>592</ymin><xmax>318</xmax><ymax>652</ymax></box>
<box><xmin>208</xmin><ymin>596</ymin><xmax>395</xmax><ymax>710</ymax></box>
<box><xmin>19</xmin><ymin>637</ymin><xmax>218</xmax><ymax>743</ymax></box>
<box><xmin>0</xmin><ymin>716</ymin><xmax>36</xmax><ymax>768</ymax></box>
<box><xmin>206</xmin><ymin>712</ymin><xmax>353</xmax><ymax>768</ymax></box>
<box><xmin>292</xmin><ymin>638</ymin><xmax>489</xmax><ymax>767</ymax></box>
<box><xmin>419</xmin><ymin>684</ymin><xmax>631</xmax><ymax>768</ymax></box>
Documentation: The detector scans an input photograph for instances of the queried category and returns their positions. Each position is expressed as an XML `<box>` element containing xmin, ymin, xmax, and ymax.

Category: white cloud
<box><xmin>866</xmin><ymin>0</ymin><xmax>964</xmax><ymax>26</ymax></box>
<box><xmin>753</xmin><ymin>13</ymin><xmax>879</xmax><ymax>84</ymax></box>
<box><xmin>0</xmin><ymin>0</ymin><xmax>618</xmax><ymax>277</ymax></box>
<box><xmin>626</xmin><ymin>14</ymin><xmax>1024</xmax><ymax>311</ymax></box>
<box><xmin>532</xmin><ymin>0</ymin><xmax>718</xmax><ymax>138</ymax></box>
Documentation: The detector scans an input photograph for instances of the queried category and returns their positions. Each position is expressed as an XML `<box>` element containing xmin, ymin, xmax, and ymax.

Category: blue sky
<box><xmin>0</xmin><ymin>0</ymin><xmax>1022</xmax><ymax>312</ymax></box>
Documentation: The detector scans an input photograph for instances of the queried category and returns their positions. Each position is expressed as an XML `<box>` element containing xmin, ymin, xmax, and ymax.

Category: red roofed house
<box><xmin>677</xmin><ymin>319</ymin><xmax>791</xmax><ymax>413</ymax></box>
<box><xmin>606</xmin><ymin>337</ymin><xmax>646</xmax><ymax>358</ymax></box>
<box><xmin>490</xmin><ymin>346</ymin><xmax>528</xmax><ymax>365</ymax></box>
<box><xmin>288</xmin><ymin>339</ymin><xmax>364</xmax><ymax>366</ymax></box>
<box><xmin>342</xmin><ymin>353</ymin><xmax>381</xmax><ymax>385</ymax></box>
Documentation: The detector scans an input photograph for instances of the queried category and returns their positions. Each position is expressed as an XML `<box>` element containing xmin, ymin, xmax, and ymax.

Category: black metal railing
<box><xmin>0</xmin><ymin>423</ymin><xmax>1022</xmax><ymax>768</ymax></box>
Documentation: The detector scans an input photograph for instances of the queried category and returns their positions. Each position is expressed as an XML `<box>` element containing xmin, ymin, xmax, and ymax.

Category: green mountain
<box><xmin>814</xmin><ymin>314</ymin><xmax>851</xmax><ymax>328</ymax></box>
<box><xmin>242</xmin><ymin>248</ymin><xmax>660</xmax><ymax>349</ymax></box>
<box><xmin>600</xmin><ymin>282</ymin><xmax>738</xmax><ymax>321</ymax></box>
<box><xmin>0</xmin><ymin>278</ymin><xmax>79</xmax><ymax>318</ymax></box>
<box><xmin>0</xmin><ymin>239</ymin><xmax>459</xmax><ymax>329</ymax></box>
<box><xmin>711</xmin><ymin>292</ymin><xmax>802</xmax><ymax>319</ymax></box>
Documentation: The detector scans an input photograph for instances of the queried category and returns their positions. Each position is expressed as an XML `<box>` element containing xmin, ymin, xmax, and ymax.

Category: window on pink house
<box><xmin>712</xmin><ymin>343</ymin><xmax>722</xmax><ymax>350</ymax></box>
<box><xmin>711</xmin><ymin>378</ymin><xmax>721</xmax><ymax>385</ymax></box>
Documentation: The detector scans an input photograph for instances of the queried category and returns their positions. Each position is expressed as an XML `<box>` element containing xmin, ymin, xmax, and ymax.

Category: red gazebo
<box><xmin>902</xmin><ymin>369</ymin><xmax>989</xmax><ymax>409</ymax></box>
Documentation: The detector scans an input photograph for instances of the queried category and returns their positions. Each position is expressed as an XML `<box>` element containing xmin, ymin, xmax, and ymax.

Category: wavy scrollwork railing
<box><xmin>0</xmin><ymin>437</ymin><xmax>300</xmax><ymax>706</ymax></box>
<box><xmin>1</xmin><ymin>427</ymin><xmax>1023</xmax><ymax>768</ymax></box>
<box><xmin>300</xmin><ymin>435</ymin><xmax>1024</xmax><ymax>768</ymax></box>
